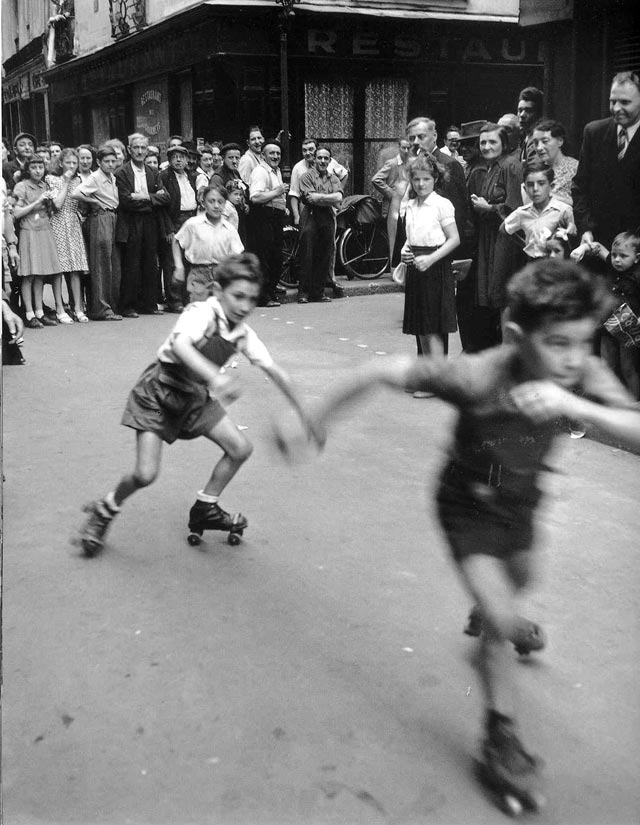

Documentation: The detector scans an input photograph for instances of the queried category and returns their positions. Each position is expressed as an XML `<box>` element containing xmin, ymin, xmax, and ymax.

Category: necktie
<box><xmin>618</xmin><ymin>127</ymin><xmax>628</xmax><ymax>161</ymax></box>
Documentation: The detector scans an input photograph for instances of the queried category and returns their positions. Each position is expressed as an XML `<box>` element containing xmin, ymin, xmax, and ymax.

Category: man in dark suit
<box><xmin>572</xmin><ymin>71</ymin><xmax>640</xmax><ymax>250</ymax></box>
<box><xmin>157</xmin><ymin>144</ymin><xmax>199</xmax><ymax>310</ymax></box>
<box><xmin>115</xmin><ymin>133</ymin><xmax>171</xmax><ymax>317</ymax></box>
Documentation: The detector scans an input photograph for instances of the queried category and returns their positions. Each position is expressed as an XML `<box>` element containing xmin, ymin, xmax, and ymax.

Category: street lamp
<box><xmin>275</xmin><ymin>0</ymin><xmax>300</xmax><ymax>181</ymax></box>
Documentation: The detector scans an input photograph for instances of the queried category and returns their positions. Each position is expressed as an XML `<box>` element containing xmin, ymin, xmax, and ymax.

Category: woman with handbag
<box><xmin>400</xmin><ymin>155</ymin><xmax>460</xmax><ymax>396</ymax></box>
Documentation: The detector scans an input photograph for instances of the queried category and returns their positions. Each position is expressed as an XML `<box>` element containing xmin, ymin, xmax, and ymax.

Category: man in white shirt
<box><xmin>238</xmin><ymin>126</ymin><xmax>265</xmax><ymax>185</ymax></box>
<box><xmin>249</xmin><ymin>141</ymin><xmax>289</xmax><ymax>306</ymax></box>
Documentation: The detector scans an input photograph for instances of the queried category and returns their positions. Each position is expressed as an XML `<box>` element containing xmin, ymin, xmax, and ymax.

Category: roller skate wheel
<box><xmin>502</xmin><ymin>794</ymin><xmax>523</xmax><ymax>817</ymax></box>
<box><xmin>187</xmin><ymin>533</ymin><xmax>202</xmax><ymax>546</ymax></box>
<box><xmin>228</xmin><ymin>532</ymin><xmax>241</xmax><ymax>546</ymax></box>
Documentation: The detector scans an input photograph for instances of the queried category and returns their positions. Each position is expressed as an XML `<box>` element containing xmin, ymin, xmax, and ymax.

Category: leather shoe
<box><xmin>123</xmin><ymin>310</ymin><xmax>139</xmax><ymax>318</ymax></box>
<box><xmin>38</xmin><ymin>314</ymin><xmax>58</xmax><ymax>326</ymax></box>
<box><xmin>297</xmin><ymin>295</ymin><xmax>309</xmax><ymax>304</ymax></box>
<box><xmin>331</xmin><ymin>282</ymin><xmax>346</xmax><ymax>298</ymax></box>
<box><xmin>166</xmin><ymin>305</ymin><xmax>183</xmax><ymax>313</ymax></box>
<box><xmin>102</xmin><ymin>313</ymin><xmax>123</xmax><ymax>321</ymax></box>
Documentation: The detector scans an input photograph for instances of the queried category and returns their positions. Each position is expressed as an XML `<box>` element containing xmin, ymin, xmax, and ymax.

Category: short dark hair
<box><xmin>480</xmin><ymin>122</ymin><xmax>509</xmax><ymax>154</ymax></box>
<box><xmin>199</xmin><ymin>183</ymin><xmax>228</xmax><ymax>203</ymax></box>
<box><xmin>168</xmin><ymin>134</ymin><xmax>184</xmax><ymax>143</ymax></box>
<box><xmin>518</xmin><ymin>86</ymin><xmax>544</xmax><ymax>112</ymax></box>
<box><xmin>532</xmin><ymin>119</ymin><xmax>567</xmax><ymax>142</ymax></box>
<box><xmin>507</xmin><ymin>259</ymin><xmax>611</xmax><ymax>331</ymax></box>
<box><xmin>96</xmin><ymin>144</ymin><xmax>117</xmax><ymax>161</ymax></box>
<box><xmin>216</xmin><ymin>252</ymin><xmax>263</xmax><ymax>289</ymax></box>
<box><xmin>523</xmin><ymin>159</ymin><xmax>554</xmax><ymax>184</ymax></box>
<box><xmin>220</xmin><ymin>142</ymin><xmax>241</xmax><ymax>157</ymax></box>
<box><xmin>247</xmin><ymin>125</ymin><xmax>264</xmax><ymax>137</ymax></box>
<box><xmin>315</xmin><ymin>145</ymin><xmax>332</xmax><ymax>158</ymax></box>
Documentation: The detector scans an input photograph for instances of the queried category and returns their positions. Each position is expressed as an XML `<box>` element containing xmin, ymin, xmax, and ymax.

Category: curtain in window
<box><xmin>364</xmin><ymin>78</ymin><xmax>409</xmax><ymax>194</ymax></box>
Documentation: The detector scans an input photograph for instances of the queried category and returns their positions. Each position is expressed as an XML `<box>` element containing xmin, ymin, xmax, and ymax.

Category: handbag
<box><xmin>603</xmin><ymin>302</ymin><xmax>640</xmax><ymax>348</ymax></box>
<box><xmin>391</xmin><ymin>262</ymin><xmax>406</xmax><ymax>285</ymax></box>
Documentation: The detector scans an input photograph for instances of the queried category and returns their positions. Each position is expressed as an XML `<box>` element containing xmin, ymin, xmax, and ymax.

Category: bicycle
<box><xmin>335</xmin><ymin>195</ymin><xmax>389</xmax><ymax>280</ymax></box>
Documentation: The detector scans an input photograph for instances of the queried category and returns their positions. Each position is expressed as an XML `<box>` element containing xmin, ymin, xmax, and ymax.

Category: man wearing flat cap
<box><xmin>3</xmin><ymin>132</ymin><xmax>37</xmax><ymax>190</ymax></box>
<box><xmin>158</xmin><ymin>144</ymin><xmax>198</xmax><ymax>308</ymax></box>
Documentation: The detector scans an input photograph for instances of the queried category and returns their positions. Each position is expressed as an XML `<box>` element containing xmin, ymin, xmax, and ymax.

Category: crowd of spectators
<box><xmin>3</xmin><ymin>72</ymin><xmax>640</xmax><ymax>398</ymax></box>
<box><xmin>371</xmin><ymin>74</ymin><xmax>640</xmax><ymax>399</ymax></box>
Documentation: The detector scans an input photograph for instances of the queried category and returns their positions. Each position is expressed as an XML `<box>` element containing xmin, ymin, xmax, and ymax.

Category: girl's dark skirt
<box><xmin>403</xmin><ymin>245</ymin><xmax>457</xmax><ymax>336</ymax></box>
<box><xmin>121</xmin><ymin>362</ymin><xmax>225</xmax><ymax>444</ymax></box>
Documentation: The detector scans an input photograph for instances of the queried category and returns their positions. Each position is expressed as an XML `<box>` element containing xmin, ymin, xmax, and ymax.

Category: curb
<box><xmin>279</xmin><ymin>275</ymin><xmax>402</xmax><ymax>303</ymax></box>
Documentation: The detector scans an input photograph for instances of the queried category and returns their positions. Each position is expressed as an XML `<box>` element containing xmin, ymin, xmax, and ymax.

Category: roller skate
<box><xmin>74</xmin><ymin>499</ymin><xmax>119</xmax><ymax>557</ymax></box>
<box><xmin>475</xmin><ymin>714</ymin><xmax>546</xmax><ymax>817</ymax></box>
<box><xmin>187</xmin><ymin>500</ymin><xmax>248</xmax><ymax>547</ymax></box>
<box><xmin>464</xmin><ymin>607</ymin><xmax>546</xmax><ymax>657</ymax></box>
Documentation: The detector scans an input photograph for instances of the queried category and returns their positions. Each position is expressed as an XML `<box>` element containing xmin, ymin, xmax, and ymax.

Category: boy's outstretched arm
<box><xmin>311</xmin><ymin>355</ymin><xmax>418</xmax><ymax>440</ymax></box>
<box><xmin>511</xmin><ymin>380</ymin><xmax>640</xmax><ymax>452</ymax></box>
<box><xmin>261</xmin><ymin>362</ymin><xmax>324</xmax><ymax>445</ymax></box>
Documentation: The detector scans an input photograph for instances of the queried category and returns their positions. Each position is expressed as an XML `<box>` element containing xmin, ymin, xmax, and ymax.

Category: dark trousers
<box><xmin>159</xmin><ymin>211</ymin><xmax>196</xmax><ymax>308</ymax></box>
<box><xmin>251</xmin><ymin>205</ymin><xmax>285</xmax><ymax>301</ymax></box>
<box><xmin>299</xmin><ymin>208</ymin><xmax>336</xmax><ymax>300</ymax></box>
<box><xmin>87</xmin><ymin>210</ymin><xmax>120</xmax><ymax>319</ymax></box>
<box><xmin>119</xmin><ymin>212</ymin><xmax>159</xmax><ymax>314</ymax></box>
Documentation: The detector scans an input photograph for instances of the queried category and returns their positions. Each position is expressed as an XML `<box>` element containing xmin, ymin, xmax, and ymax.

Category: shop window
<box><xmin>304</xmin><ymin>81</ymin><xmax>354</xmax><ymax>194</ymax></box>
<box><xmin>364</xmin><ymin>78</ymin><xmax>409</xmax><ymax>193</ymax></box>
<box><xmin>109</xmin><ymin>0</ymin><xmax>147</xmax><ymax>39</ymax></box>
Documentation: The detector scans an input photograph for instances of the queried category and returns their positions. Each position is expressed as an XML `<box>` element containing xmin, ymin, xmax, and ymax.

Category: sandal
<box><xmin>73</xmin><ymin>310</ymin><xmax>89</xmax><ymax>323</ymax></box>
<box><xmin>57</xmin><ymin>312</ymin><xmax>74</xmax><ymax>324</ymax></box>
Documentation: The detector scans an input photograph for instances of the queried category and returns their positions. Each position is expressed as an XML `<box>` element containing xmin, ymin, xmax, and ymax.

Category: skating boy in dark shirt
<box><xmin>294</xmin><ymin>258</ymin><xmax>640</xmax><ymax>808</ymax></box>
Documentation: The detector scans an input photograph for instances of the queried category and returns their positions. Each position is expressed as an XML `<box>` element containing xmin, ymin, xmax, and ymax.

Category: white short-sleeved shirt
<box><xmin>249</xmin><ymin>161</ymin><xmax>286</xmax><ymax>211</ymax></box>
<box><xmin>502</xmin><ymin>197</ymin><xmax>576</xmax><ymax>258</ymax></box>
<box><xmin>157</xmin><ymin>296</ymin><xmax>273</xmax><ymax>369</ymax></box>
<box><xmin>404</xmin><ymin>192</ymin><xmax>456</xmax><ymax>248</ymax></box>
<box><xmin>175</xmin><ymin>213</ymin><xmax>243</xmax><ymax>264</ymax></box>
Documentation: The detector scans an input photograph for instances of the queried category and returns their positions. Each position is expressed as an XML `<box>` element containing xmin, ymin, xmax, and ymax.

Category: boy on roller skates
<box><xmin>291</xmin><ymin>259</ymin><xmax>640</xmax><ymax>812</ymax></box>
<box><xmin>76</xmin><ymin>251</ymin><xmax>319</xmax><ymax>556</ymax></box>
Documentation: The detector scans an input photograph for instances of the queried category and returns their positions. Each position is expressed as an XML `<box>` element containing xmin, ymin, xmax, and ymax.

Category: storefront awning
<box><xmin>204</xmin><ymin>0</ymin><xmax>520</xmax><ymax>24</ymax></box>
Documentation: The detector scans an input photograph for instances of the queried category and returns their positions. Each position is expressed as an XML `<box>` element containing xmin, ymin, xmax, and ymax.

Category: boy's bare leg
<box><xmin>113</xmin><ymin>431</ymin><xmax>164</xmax><ymax>505</ymax></box>
<box><xmin>200</xmin><ymin>415</ymin><xmax>253</xmax><ymax>496</ymax></box>
<box><xmin>457</xmin><ymin>554</ymin><xmax>524</xmax><ymax>716</ymax></box>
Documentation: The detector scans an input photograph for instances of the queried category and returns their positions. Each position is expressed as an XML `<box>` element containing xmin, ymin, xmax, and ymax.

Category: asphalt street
<box><xmin>2</xmin><ymin>292</ymin><xmax>640</xmax><ymax>825</ymax></box>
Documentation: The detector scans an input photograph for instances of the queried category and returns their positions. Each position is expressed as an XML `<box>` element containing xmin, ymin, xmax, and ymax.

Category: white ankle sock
<box><xmin>197</xmin><ymin>490</ymin><xmax>219</xmax><ymax>504</ymax></box>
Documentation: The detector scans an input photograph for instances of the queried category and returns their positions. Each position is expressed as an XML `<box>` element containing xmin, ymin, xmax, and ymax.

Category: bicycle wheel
<box><xmin>279</xmin><ymin>225</ymin><xmax>300</xmax><ymax>288</ymax></box>
<box><xmin>338</xmin><ymin>223</ymin><xmax>389</xmax><ymax>280</ymax></box>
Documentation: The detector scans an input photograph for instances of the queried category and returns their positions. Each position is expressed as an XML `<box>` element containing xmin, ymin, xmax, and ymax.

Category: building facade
<box><xmin>2</xmin><ymin>1</ymin><xmax>638</xmax><ymax>192</ymax></box>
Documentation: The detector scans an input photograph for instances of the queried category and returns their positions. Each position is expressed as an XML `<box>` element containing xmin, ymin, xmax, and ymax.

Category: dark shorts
<box><xmin>436</xmin><ymin>463</ymin><xmax>540</xmax><ymax>563</ymax></box>
<box><xmin>121</xmin><ymin>362</ymin><xmax>225</xmax><ymax>444</ymax></box>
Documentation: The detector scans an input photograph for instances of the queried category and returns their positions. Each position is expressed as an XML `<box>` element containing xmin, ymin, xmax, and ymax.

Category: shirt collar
<box><xmin>620</xmin><ymin>121</ymin><xmax>640</xmax><ymax>142</ymax></box>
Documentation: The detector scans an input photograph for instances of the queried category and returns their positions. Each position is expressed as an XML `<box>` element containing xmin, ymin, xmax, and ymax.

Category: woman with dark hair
<box><xmin>400</xmin><ymin>155</ymin><xmax>460</xmax><ymax>390</ymax></box>
<box><xmin>469</xmin><ymin>122</ymin><xmax>523</xmax><ymax>349</ymax></box>
<box><xmin>531</xmin><ymin>119</ymin><xmax>578</xmax><ymax>205</ymax></box>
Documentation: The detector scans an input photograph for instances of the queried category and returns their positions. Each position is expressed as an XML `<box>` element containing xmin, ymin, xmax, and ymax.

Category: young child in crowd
<box><xmin>172</xmin><ymin>183</ymin><xmax>244</xmax><ymax>301</ymax></box>
<box><xmin>282</xmin><ymin>259</ymin><xmax>640</xmax><ymax>810</ymax></box>
<box><xmin>12</xmin><ymin>154</ymin><xmax>69</xmax><ymax>327</ymax></box>
<box><xmin>501</xmin><ymin>161</ymin><xmax>576</xmax><ymax>260</ymax></box>
<box><xmin>47</xmin><ymin>147</ymin><xmax>90</xmax><ymax>322</ymax></box>
<box><xmin>225</xmin><ymin>178</ymin><xmax>249</xmax><ymax>243</ymax></box>
<box><xmin>75</xmin><ymin>252</ymin><xmax>320</xmax><ymax>556</ymax></box>
<box><xmin>577</xmin><ymin>231</ymin><xmax>640</xmax><ymax>399</ymax></box>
